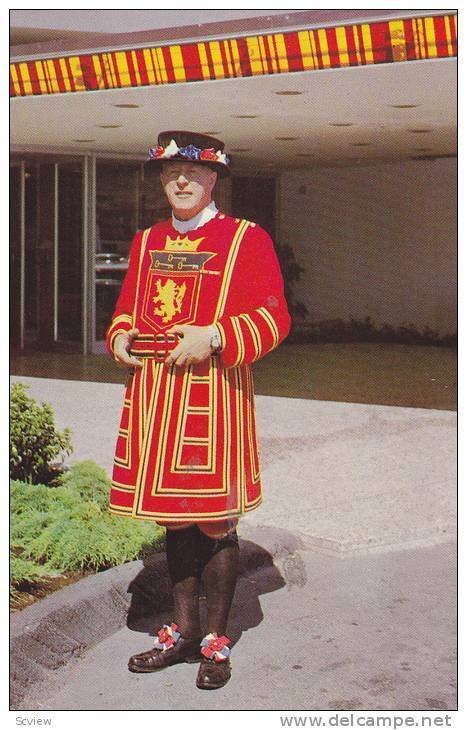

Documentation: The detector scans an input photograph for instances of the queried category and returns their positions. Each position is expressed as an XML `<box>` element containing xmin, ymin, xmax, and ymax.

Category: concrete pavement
<box><xmin>17</xmin><ymin>538</ymin><xmax>456</xmax><ymax>711</ymax></box>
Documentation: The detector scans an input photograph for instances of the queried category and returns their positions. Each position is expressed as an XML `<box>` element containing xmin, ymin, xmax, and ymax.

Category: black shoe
<box><xmin>196</xmin><ymin>654</ymin><xmax>232</xmax><ymax>689</ymax></box>
<box><xmin>128</xmin><ymin>631</ymin><xmax>201</xmax><ymax>673</ymax></box>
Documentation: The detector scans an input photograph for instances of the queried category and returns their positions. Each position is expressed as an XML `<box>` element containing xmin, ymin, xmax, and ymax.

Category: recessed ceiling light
<box><xmin>390</xmin><ymin>104</ymin><xmax>419</xmax><ymax>109</ymax></box>
<box><xmin>96</xmin><ymin>124</ymin><xmax>122</xmax><ymax>129</ymax></box>
<box><xmin>330</xmin><ymin>122</ymin><xmax>354</xmax><ymax>127</ymax></box>
<box><xmin>112</xmin><ymin>104</ymin><xmax>140</xmax><ymax>108</ymax></box>
<box><xmin>276</xmin><ymin>136</ymin><xmax>299</xmax><ymax>141</ymax></box>
<box><xmin>231</xmin><ymin>148</ymin><xmax>251</xmax><ymax>153</ymax></box>
<box><xmin>275</xmin><ymin>90</ymin><xmax>303</xmax><ymax>96</ymax></box>
<box><xmin>351</xmin><ymin>142</ymin><xmax>372</xmax><ymax>146</ymax></box>
<box><xmin>232</xmin><ymin>115</ymin><xmax>259</xmax><ymax>119</ymax></box>
<box><xmin>73</xmin><ymin>139</ymin><xmax>96</xmax><ymax>143</ymax></box>
<box><xmin>407</xmin><ymin>128</ymin><xmax>432</xmax><ymax>133</ymax></box>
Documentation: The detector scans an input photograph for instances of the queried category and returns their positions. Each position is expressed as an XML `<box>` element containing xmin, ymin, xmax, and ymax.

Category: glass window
<box><xmin>10</xmin><ymin>164</ymin><xmax>22</xmax><ymax>347</ymax></box>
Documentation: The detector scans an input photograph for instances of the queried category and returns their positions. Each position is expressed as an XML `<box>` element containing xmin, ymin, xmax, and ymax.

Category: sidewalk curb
<box><xmin>10</xmin><ymin>524</ymin><xmax>303</xmax><ymax>709</ymax></box>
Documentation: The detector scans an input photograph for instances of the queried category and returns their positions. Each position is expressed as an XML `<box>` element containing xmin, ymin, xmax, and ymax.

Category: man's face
<box><xmin>160</xmin><ymin>161</ymin><xmax>217</xmax><ymax>220</ymax></box>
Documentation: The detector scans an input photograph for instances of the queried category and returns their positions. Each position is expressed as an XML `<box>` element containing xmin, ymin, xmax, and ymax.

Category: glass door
<box><xmin>9</xmin><ymin>155</ymin><xmax>86</xmax><ymax>352</ymax></box>
<box><xmin>10</xmin><ymin>159</ymin><xmax>43</xmax><ymax>350</ymax></box>
<box><xmin>10</xmin><ymin>162</ymin><xmax>23</xmax><ymax>348</ymax></box>
<box><xmin>56</xmin><ymin>159</ymin><xmax>84</xmax><ymax>344</ymax></box>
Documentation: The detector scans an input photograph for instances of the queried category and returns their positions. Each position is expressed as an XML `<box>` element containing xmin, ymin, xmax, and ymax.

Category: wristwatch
<box><xmin>209</xmin><ymin>324</ymin><xmax>222</xmax><ymax>353</ymax></box>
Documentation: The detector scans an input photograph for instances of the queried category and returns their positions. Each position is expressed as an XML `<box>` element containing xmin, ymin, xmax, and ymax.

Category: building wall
<box><xmin>279</xmin><ymin>158</ymin><xmax>457</xmax><ymax>335</ymax></box>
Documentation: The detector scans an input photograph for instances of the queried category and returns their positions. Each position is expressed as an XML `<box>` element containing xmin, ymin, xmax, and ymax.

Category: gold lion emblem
<box><xmin>152</xmin><ymin>279</ymin><xmax>187</xmax><ymax>323</ymax></box>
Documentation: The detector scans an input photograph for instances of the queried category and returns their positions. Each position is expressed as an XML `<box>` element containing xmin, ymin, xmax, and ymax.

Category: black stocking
<box><xmin>165</xmin><ymin>525</ymin><xmax>201</xmax><ymax>639</ymax></box>
<box><xmin>198</xmin><ymin>528</ymin><xmax>240</xmax><ymax>637</ymax></box>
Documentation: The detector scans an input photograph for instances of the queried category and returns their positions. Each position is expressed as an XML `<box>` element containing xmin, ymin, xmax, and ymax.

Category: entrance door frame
<box><xmin>11</xmin><ymin>152</ymin><xmax>90</xmax><ymax>353</ymax></box>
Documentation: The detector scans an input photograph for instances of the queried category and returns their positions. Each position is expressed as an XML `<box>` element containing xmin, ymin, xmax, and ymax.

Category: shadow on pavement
<box><xmin>126</xmin><ymin>537</ymin><xmax>288</xmax><ymax>648</ymax></box>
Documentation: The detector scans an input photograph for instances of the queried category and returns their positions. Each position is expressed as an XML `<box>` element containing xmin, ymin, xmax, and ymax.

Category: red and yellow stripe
<box><xmin>217</xmin><ymin>301</ymin><xmax>286</xmax><ymax>370</ymax></box>
<box><xmin>107</xmin><ymin>313</ymin><xmax>133</xmax><ymax>356</ymax></box>
<box><xmin>10</xmin><ymin>14</ymin><xmax>456</xmax><ymax>98</ymax></box>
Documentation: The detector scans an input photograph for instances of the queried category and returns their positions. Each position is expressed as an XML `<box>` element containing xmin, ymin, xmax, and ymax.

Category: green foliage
<box><xmin>57</xmin><ymin>460</ymin><xmax>112</xmax><ymax>509</ymax></box>
<box><xmin>10</xmin><ymin>382</ymin><xmax>73</xmax><ymax>484</ymax></box>
<box><xmin>10</xmin><ymin>549</ymin><xmax>54</xmax><ymax>597</ymax></box>
<box><xmin>275</xmin><ymin>242</ymin><xmax>309</xmax><ymax>320</ymax></box>
<box><xmin>10</xmin><ymin>462</ymin><xmax>164</xmax><ymax>598</ymax></box>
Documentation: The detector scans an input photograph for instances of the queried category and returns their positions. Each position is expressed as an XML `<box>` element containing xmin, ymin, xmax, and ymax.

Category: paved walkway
<box><xmin>20</xmin><ymin>540</ymin><xmax>456</xmax><ymax>711</ymax></box>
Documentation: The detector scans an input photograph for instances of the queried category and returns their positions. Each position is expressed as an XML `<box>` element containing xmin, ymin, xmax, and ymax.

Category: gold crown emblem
<box><xmin>165</xmin><ymin>234</ymin><xmax>205</xmax><ymax>251</ymax></box>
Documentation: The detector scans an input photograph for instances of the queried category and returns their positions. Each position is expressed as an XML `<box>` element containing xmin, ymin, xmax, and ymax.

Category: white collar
<box><xmin>171</xmin><ymin>201</ymin><xmax>218</xmax><ymax>233</ymax></box>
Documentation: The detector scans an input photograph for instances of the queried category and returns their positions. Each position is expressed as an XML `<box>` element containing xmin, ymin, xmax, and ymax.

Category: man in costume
<box><xmin>106</xmin><ymin>131</ymin><xmax>291</xmax><ymax>689</ymax></box>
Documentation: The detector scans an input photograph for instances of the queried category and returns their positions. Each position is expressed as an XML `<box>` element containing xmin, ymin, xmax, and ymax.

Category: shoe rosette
<box><xmin>200</xmin><ymin>632</ymin><xmax>231</xmax><ymax>662</ymax></box>
<box><xmin>154</xmin><ymin>623</ymin><xmax>181</xmax><ymax>651</ymax></box>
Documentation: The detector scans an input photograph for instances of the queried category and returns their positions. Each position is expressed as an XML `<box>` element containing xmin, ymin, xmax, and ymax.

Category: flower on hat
<box><xmin>200</xmin><ymin>632</ymin><xmax>231</xmax><ymax>662</ymax></box>
<box><xmin>161</xmin><ymin>139</ymin><xmax>180</xmax><ymax>158</ymax></box>
<box><xmin>154</xmin><ymin>623</ymin><xmax>181</xmax><ymax>651</ymax></box>
<box><xmin>215</xmin><ymin>152</ymin><xmax>229</xmax><ymax>165</ymax></box>
<box><xmin>200</xmin><ymin>148</ymin><xmax>218</xmax><ymax>161</ymax></box>
<box><xmin>148</xmin><ymin>145</ymin><xmax>164</xmax><ymax>160</ymax></box>
<box><xmin>147</xmin><ymin>138</ymin><xmax>230</xmax><ymax>171</ymax></box>
<box><xmin>178</xmin><ymin>144</ymin><xmax>201</xmax><ymax>161</ymax></box>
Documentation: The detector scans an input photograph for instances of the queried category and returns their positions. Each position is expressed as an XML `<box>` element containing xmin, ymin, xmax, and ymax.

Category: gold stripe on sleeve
<box><xmin>231</xmin><ymin>316</ymin><xmax>245</xmax><ymax>367</ymax></box>
<box><xmin>216</xmin><ymin>321</ymin><xmax>227</xmax><ymax>352</ymax></box>
<box><xmin>238</xmin><ymin>313</ymin><xmax>262</xmax><ymax>361</ymax></box>
<box><xmin>256</xmin><ymin>307</ymin><xmax>280</xmax><ymax>348</ymax></box>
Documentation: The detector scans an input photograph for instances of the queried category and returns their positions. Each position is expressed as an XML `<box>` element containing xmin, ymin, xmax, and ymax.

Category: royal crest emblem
<box><xmin>141</xmin><ymin>240</ymin><xmax>217</xmax><ymax>332</ymax></box>
<box><xmin>153</xmin><ymin>279</ymin><xmax>187</xmax><ymax>323</ymax></box>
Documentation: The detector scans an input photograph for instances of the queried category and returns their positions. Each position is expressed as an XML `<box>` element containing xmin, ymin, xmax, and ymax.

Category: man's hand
<box><xmin>113</xmin><ymin>328</ymin><xmax>143</xmax><ymax>370</ymax></box>
<box><xmin>165</xmin><ymin>324</ymin><xmax>212</xmax><ymax>367</ymax></box>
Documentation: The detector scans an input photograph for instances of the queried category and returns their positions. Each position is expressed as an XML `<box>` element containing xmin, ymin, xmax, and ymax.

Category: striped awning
<box><xmin>10</xmin><ymin>13</ymin><xmax>457</xmax><ymax>98</ymax></box>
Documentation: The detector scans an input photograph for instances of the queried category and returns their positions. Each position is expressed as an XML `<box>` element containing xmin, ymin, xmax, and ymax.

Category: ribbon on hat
<box><xmin>148</xmin><ymin>139</ymin><xmax>229</xmax><ymax>165</ymax></box>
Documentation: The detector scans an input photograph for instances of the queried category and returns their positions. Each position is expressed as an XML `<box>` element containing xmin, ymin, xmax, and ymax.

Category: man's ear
<box><xmin>209</xmin><ymin>170</ymin><xmax>218</xmax><ymax>191</ymax></box>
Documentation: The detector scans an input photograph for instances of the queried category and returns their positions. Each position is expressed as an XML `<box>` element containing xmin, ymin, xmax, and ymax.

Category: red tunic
<box><xmin>106</xmin><ymin>213</ymin><xmax>291</xmax><ymax>522</ymax></box>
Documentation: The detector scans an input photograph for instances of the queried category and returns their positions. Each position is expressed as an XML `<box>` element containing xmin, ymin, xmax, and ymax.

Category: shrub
<box><xmin>10</xmin><ymin>382</ymin><xmax>73</xmax><ymax>484</ymax></box>
<box><xmin>57</xmin><ymin>460</ymin><xmax>111</xmax><ymax>509</ymax></box>
<box><xmin>10</xmin><ymin>549</ymin><xmax>55</xmax><ymax>597</ymax></box>
<box><xmin>275</xmin><ymin>241</ymin><xmax>309</xmax><ymax>321</ymax></box>
<box><xmin>10</xmin><ymin>462</ymin><xmax>163</xmax><ymax>583</ymax></box>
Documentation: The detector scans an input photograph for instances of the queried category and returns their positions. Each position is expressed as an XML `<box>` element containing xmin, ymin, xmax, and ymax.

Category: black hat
<box><xmin>148</xmin><ymin>130</ymin><xmax>231</xmax><ymax>178</ymax></box>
